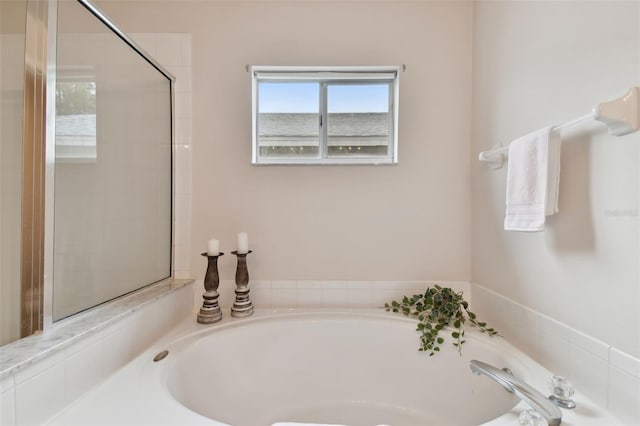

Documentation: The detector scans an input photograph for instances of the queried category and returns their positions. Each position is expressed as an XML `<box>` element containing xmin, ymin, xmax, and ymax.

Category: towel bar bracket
<box><xmin>595</xmin><ymin>87</ymin><xmax>639</xmax><ymax>136</ymax></box>
<box><xmin>478</xmin><ymin>143</ymin><xmax>504</xmax><ymax>169</ymax></box>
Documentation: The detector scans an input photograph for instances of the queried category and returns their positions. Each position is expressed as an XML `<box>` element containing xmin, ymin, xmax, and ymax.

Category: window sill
<box><xmin>253</xmin><ymin>157</ymin><xmax>398</xmax><ymax>166</ymax></box>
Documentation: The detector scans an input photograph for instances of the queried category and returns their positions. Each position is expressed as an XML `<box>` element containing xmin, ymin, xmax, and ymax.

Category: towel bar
<box><xmin>479</xmin><ymin>87</ymin><xmax>640</xmax><ymax>169</ymax></box>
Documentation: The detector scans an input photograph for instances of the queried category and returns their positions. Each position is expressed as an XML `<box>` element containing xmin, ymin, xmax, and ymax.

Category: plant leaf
<box><xmin>385</xmin><ymin>286</ymin><xmax>498</xmax><ymax>357</ymax></box>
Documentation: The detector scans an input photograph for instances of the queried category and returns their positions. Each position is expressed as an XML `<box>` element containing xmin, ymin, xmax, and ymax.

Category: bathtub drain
<box><xmin>153</xmin><ymin>350</ymin><xmax>169</xmax><ymax>362</ymax></box>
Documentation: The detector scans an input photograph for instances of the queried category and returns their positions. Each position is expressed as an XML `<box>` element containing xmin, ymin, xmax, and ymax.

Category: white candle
<box><xmin>237</xmin><ymin>232</ymin><xmax>249</xmax><ymax>254</ymax></box>
<box><xmin>207</xmin><ymin>238</ymin><xmax>220</xmax><ymax>256</ymax></box>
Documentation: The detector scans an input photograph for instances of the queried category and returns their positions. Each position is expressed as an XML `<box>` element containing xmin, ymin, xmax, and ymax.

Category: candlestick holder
<box><xmin>230</xmin><ymin>250</ymin><xmax>253</xmax><ymax>317</ymax></box>
<box><xmin>197</xmin><ymin>252</ymin><xmax>224</xmax><ymax>324</ymax></box>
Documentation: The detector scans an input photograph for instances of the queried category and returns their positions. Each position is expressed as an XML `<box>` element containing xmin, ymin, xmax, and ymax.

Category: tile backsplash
<box><xmin>191</xmin><ymin>279</ymin><xmax>471</xmax><ymax>312</ymax></box>
<box><xmin>471</xmin><ymin>282</ymin><xmax>640</xmax><ymax>425</ymax></box>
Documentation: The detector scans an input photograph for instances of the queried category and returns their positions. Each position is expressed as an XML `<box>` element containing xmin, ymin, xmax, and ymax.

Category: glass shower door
<box><xmin>0</xmin><ymin>0</ymin><xmax>174</xmax><ymax>345</ymax></box>
<box><xmin>52</xmin><ymin>0</ymin><xmax>173</xmax><ymax>320</ymax></box>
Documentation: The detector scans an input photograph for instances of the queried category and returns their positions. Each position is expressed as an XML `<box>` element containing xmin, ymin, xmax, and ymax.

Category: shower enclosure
<box><xmin>0</xmin><ymin>0</ymin><xmax>174</xmax><ymax>346</ymax></box>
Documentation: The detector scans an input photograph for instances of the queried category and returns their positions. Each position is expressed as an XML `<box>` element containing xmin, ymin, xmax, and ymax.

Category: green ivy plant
<box><xmin>384</xmin><ymin>285</ymin><xmax>498</xmax><ymax>356</ymax></box>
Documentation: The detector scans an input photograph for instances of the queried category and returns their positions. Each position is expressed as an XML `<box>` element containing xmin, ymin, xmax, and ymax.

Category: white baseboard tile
<box><xmin>471</xmin><ymin>282</ymin><xmax>639</xmax><ymax>423</ymax></box>
<box><xmin>608</xmin><ymin>348</ymin><xmax>640</xmax><ymax>425</ymax></box>
<box><xmin>536</xmin><ymin>314</ymin><xmax>571</xmax><ymax>379</ymax></box>
<box><xmin>297</xmin><ymin>288</ymin><xmax>323</xmax><ymax>307</ymax></box>
<box><xmin>1</xmin><ymin>391</ymin><xmax>15</xmax><ymax>426</ymax></box>
<box><xmin>509</xmin><ymin>302</ymin><xmax>540</xmax><ymax>360</ymax></box>
<box><xmin>0</xmin><ymin>375</ymin><xmax>14</xmax><ymax>394</ymax></box>
<box><xmin>465</xmin><ymin>284</ymin><xmax>513</xmax><ymax>342</ymax></box>
<box><xmin>270</xmin><ymin>288</ymin><xmax>297</xmax><ymax>308</ymax></box>
<box><xmin>193</xmin><ymin>279</ymin><xmax>471</xmax><ymax>310</ymax></box>
<box><xmin>14</xmin><ymin>358</ymin><xmax>66</xmax><ymax>426</ymax></box>
<box><xmin>568</xmin><ymin>329</ymin><xmax>610</xmax><ymax>408</ymax></box>
<box><xmin>65</xmin><ymin>332</ymin><xmax>109</xmax><ymax>405</ymax></box>
<box><xmin>568</xmin><ymin>341</ymin><xmax>609</xmax><ymax>407</ymax></box>
<box><xmin>1</xmin><ymin>378</ymin><xmax>16</xmax><ymax>426</ymax></box>
<box><xmin>347</xmin><ymin>282</ymin><xmax>373</xmax><ymax>307</ymax></box>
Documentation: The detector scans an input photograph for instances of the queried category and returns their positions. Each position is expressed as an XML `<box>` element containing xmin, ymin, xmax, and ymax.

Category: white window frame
<box><xmin>251</xmin><ymin>66</ymin><xmax>400</xmax><ymax>165</ymax></box>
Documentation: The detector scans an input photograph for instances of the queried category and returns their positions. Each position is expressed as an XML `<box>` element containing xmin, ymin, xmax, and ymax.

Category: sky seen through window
<box><xmin>258</xmin><ymin>82</ymin><xmax>389</xmax><ymax>113</ymax></box>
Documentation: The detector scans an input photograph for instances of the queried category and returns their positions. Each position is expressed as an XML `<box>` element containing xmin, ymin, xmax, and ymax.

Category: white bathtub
<box><xmin>48</xmin><ymin>310</ymin><xmax>620</xmax><ymax>426</ymax></box>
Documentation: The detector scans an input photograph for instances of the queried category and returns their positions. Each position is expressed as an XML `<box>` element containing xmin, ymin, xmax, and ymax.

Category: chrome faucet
<box><xmin>470</xmin><ymin>360</ymin><xmax>562</xmax><ymax>426</ymax></box>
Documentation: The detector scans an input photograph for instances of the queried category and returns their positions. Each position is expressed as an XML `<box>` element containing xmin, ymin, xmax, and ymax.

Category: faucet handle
<box><xmin>519</xmin><ymin>409</ymin><xmax>549</xmax><ymax>426</ymax></box>
<box><xmin>548</xmin><ymin>375</ymin><xmax>576</xmax><ymax>409</ymax></box>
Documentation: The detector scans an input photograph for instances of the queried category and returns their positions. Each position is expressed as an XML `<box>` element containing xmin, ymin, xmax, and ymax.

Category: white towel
<box><xmin>504</xmin><ymin>126</ymin><xmax>561</xmax><ymax>231</ymax></box>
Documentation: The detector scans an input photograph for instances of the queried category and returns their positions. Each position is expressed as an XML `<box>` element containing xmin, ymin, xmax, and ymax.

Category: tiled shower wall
<box><xmin>130</xmin><ymin>33</ymin><xmax>192</xmax><ymax>280</ymax></box>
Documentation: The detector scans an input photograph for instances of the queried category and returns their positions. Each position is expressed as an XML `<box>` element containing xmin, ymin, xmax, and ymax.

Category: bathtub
<box><xmin>48</xmin><ymin>310</ymin><xmax>620</xmax><ymax>426</ymax></box>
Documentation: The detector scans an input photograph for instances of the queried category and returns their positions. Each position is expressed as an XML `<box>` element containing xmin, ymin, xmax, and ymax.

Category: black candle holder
<box><xmin>230</xmin><ymin>250</ymin><xmax>253</xmax><ymax>317</ymax></box>
<box><xmin>197</xmin><ymin>252</ymin><xmax>224</xmax><ymax>324</ymax></box>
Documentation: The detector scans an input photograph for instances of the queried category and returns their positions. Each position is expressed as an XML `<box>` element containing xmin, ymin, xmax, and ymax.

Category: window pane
<box><xmin>258</xmin><ymin>82</ymin><xmax>319</xmax><ymax>158</ymax></box>
<box><xmin>327</xmin><ymin>84</ymin><xmax>390</xmax><ymax>157</ymax></box>
<box><xmin>56</xmin><ymin>79</ymin><xmax>97</xmax><ymax>161</ymax></box>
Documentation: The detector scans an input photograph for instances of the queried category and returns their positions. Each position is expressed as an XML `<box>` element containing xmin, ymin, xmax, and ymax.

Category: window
<box><xmin>55</xmin><ymin>67</ymin><xmax>97</xmax><ymax>162</ymax></box>
<box><xmin>252</xmin><ymin>66</ymin><xmax>400</xmax><ymax>164</ymax></box>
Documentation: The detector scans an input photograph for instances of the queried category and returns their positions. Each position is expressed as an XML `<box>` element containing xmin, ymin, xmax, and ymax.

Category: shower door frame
<box><xmin>21</xmin><ymin>0</ymin><xmax>56</xmax><ymax>337</ymax></box>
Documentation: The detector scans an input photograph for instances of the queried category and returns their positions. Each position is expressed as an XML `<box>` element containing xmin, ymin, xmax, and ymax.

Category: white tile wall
<box><xmin>249</xmin><ymin>280</ymin><xmax>272</xmax><ymax>308</ymax></box>
<box><xmin>510</xmin><ymin>302</ymin><xmax>540</xmax><ymax>359</ymax></box>
<box><xmin>130</xmin><ymin>33</ymin><xmax>192</xmax><ymax>280</ymax></box>
<box><xmin>65</xmin><ymin>333</ymin><xmax>107</xmax><ymax>403</ymax></box>
<box><xmin>608</xmin><ymin>348</ymin><xmax>640</xmax><ymax>425</ymax></box>
<box><xmin>537</xmin><ymin>315</ymin><xmax>571</xmax><ymax>378</ymax></box>
<box><xmin>192</xmin><ymin>279</ymin><xmax>471</xmax><ymax>311</ymax></box>
<box><xmin>100</xmin><ymin>321</ymin><xmax>135</xmax><ymax>378</ymax></box>
<box><xmin>14</xmin><ymin>355</ymin><xmax>66</xmax><ymax>426</ymax></box>
<box><xmin>1</xmin><ymin>374</ymin><xmax>16</xmax><ymax>426</ymax></box>
<box><xmin>347</xmin><ymin>281</ymin><xmax>373</xmax><ymax>307</ymax></box>
<box><xmin>471</xmin><ymin>282</ymin><xmax>640</xmax><ymax>424</ymax></box>
<box><xmin>1</xmin><ymin>386</ymin><xmax>15</xmax><ymax>426</ymax></box>
<box><xmin>0</xmin><ymin>375</ymin><xmax>14</xmax><ymax>394</ymax></box>
<box><xmin>569</xmin><ymin>330</ymin><xmax>610</xmax><ymax>408</ymax></box>
<box><xmin>1</xmin><ymin>284</ymin><xmax>194</xmax><ymax>426</ymax></box>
